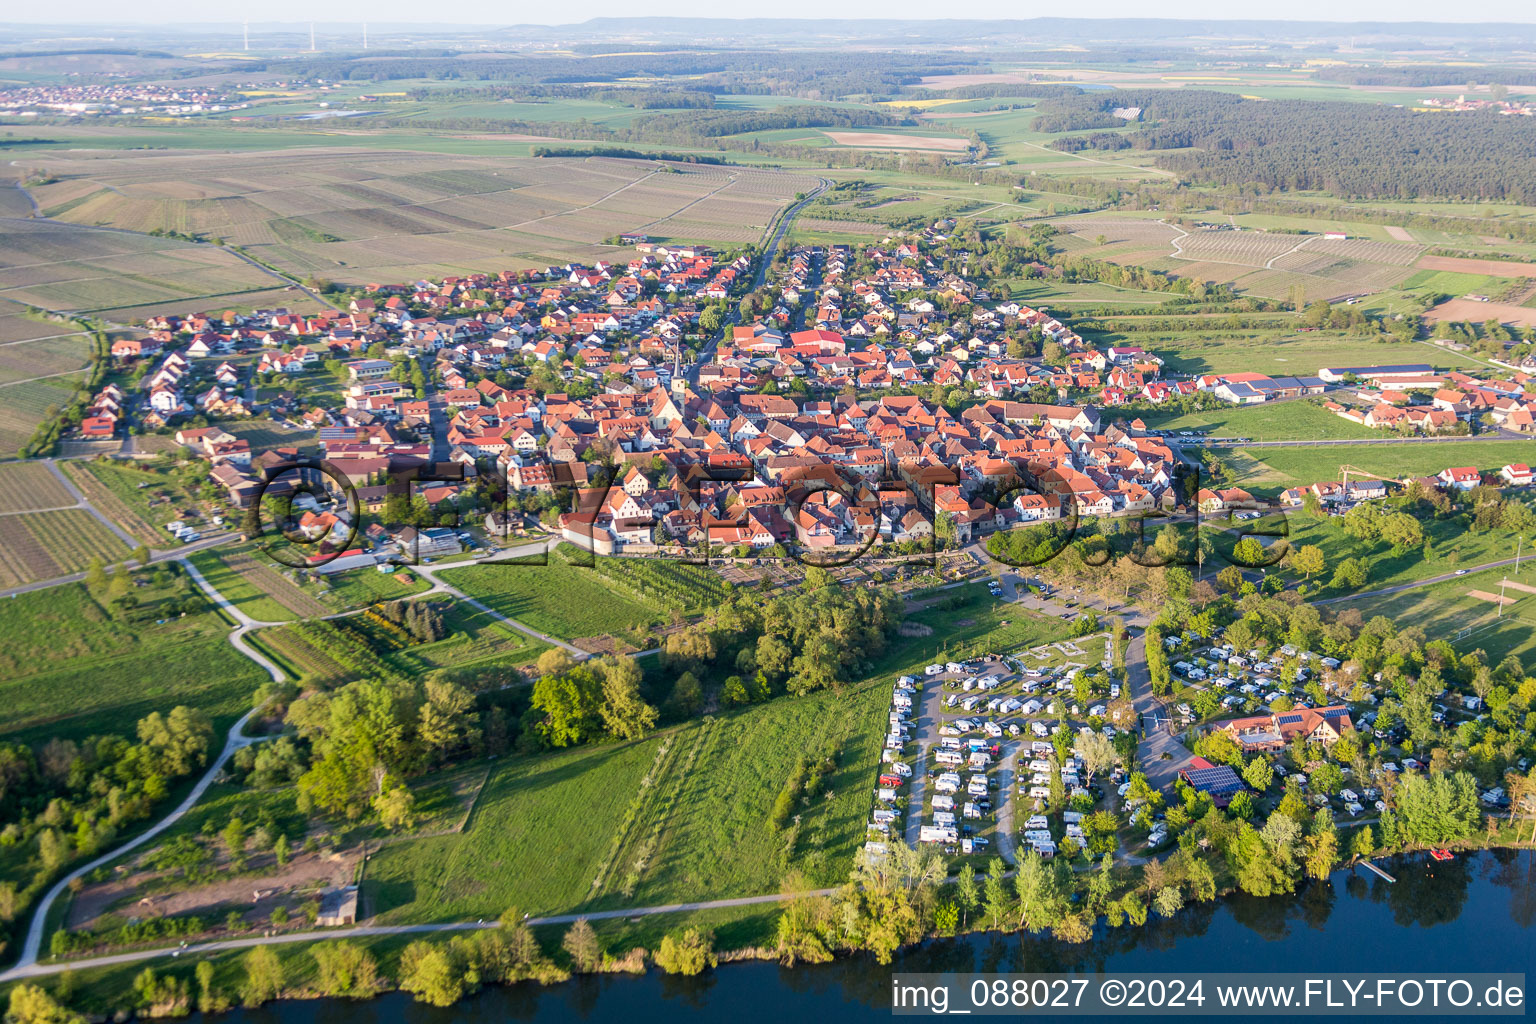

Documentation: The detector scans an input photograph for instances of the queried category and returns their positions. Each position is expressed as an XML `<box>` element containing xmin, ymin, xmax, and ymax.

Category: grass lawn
<box><xmin>1349</xmin><ymin>563</ymin><xmax>1536</xmax><ymax>665</ymax></box>
<box><xmin>1138</xmin><ymin>399</ymin><xmax>1380</xmax><ymax>441</ymax></box>
<box><xmin>1276</xmin><ymin>505</ymin><xmax>1536</xmax><ymax>596</ymax></box>
<box><xmin>1229</xmin><ymin>441</ymin><xmax>1532</xmax><ymax>495</ymax></box>
<box><xmin>365</xmin><ymin>736</ymin><xmax>669</xmax><ymax>922</ymax></box>
<box><xmin>440</xmin><ymin>559</ymin><xmax>665</xmax><ymax>643</ymax></box>
<box><xmin>187</xmin><ymin>547</ymin><xmax>300</xmax><ymax>623</ymax></box>
<box><xmin>0</xmin><ymin>639</ymin><xmax>266</xmax><ymax>748</ymax></box>
<box><xmin>0</xmin><ymin>573</ymin><xmax>265</xmax><ymax>746</ymax></box>
<box><xmin>1099</xmin><ymin>330</ymin><xmax>1483</xmax><ymax>377</ymax></box>
<box><xmin>363</xmin><ymin>589</ymin><xmax>1068</xmax><ymax>924</ymax></box>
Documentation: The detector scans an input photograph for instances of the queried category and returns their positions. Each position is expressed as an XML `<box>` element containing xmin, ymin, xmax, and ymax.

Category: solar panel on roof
<box><xmin>1320</xmin><ymin>707</ymin><xmax>1348</xmax><ymax>718</ymax></box>
<box><xmin>1277</xmin><ymin>713</ymin><xmax>1303</xmax><ymax>725</ymax></box>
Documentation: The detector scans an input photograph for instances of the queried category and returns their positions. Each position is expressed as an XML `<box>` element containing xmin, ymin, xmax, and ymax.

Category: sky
<box><xmin>8</xmin><ymin>2</ymin><xmax>1536</xmax><ymax>25</ymax></box>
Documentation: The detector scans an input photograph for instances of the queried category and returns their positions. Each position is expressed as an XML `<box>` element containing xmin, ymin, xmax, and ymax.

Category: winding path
<box><xmin>9</xmin><ymin>706</ymin><xmax>278</xmax><ymax>972</ymax></box>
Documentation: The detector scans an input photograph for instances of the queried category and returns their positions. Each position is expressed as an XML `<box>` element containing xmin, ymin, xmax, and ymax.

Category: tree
<box><xmin>398</xmin><ymin>941</ymin><xmax>467</xmax><ymax>1007</ymax></box>
<box><xmin>372</xmin><ymin>779</ymin><xmax>416</xmax><ymax>831</ymax></box>
<box><xmin>1242</xmin><ymin>757</ymin><xmax>1274</xmax><ymax>793</ymax></box>
<box><xmin>1350</xmin><ymin>825</ymin><xmax>1375</xmax><ymax>861</ymax></box>
<box><xmin>596</xmin><ymin>656</ymin><xmax>658</xmax><ymax>741</ymax></box>
<box><xmin>1332</xmin><ymin>557</ymin><xmax>1369</xmax><ymax>590</ymax></box>
<box><xmin>221</xmin><ymin>817</ymin><xmax>247</xmax><ymax>869</ymax></box>
<box><xmin>983</xmin><ymin>856</ymin><xmax>1010</xmax><ymax>929</ymax></box>
<box><xmin>1074</xmin><ymin>731</ymin><xmax>1116</xmax><ymax>785</ymax></box>
<box><xmin>311</xmin><ymin>942</ymin><xmax>382</xmax><ymax>998</ymax></box>
<box><xmin>240</xmin><ymin>947</ymin><xmax>284</xmax><ymax>1007</ymax></box>
<box><xmin>562</xmin><ymin>918</ymin><xmax>603</xmax><ymax>972</ymax></box>
<box><xmin>6</xmin><ymin>985</ymin><xmax>84</xmax><ymax>1024</ymax></box>
<box><xmin>531</xmin><ymin>666</ymin><xmax>604</xmax><ymax>746</ymax></box>
<box><xmin>1290</xmin><ymin>544</ymin><xmax>1325</xmax><ymax>581</ymax></box>
<box><xmin>1153</xmin><ymin>885</ymin><xmax>1184</xmax><ymax>919</ymax></box>
<box><xmin>955</xmin><ymin>863</ymin><xmax>979</xmax><ymax>928</ymax></box>
<box><xmin>654</xmin><ymin>928</ymin><xmax>716</xmax><ymax>976</ymax></box>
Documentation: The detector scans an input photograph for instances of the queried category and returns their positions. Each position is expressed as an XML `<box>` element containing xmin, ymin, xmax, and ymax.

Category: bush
<box><xmin>654</xmin><ymin>928</ymin><xmax>716</xmax><ymax>976</ymax></box>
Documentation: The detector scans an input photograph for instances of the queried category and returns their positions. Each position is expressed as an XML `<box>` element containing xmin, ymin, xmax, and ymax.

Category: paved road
<box><xmin>0</xmin><ymin>883</ymin><xmax>841</xmax><ymax>981</ymax></box>
<box><xmin>0</xmin><ymin>531</ymin><xmax>236</xmax><ymax>600</ymax></box>
<box><xmin>179</xmin><ymin>556</ymin><xmax>289</xmax><ymax>683</ymax></box>
<box><xmin>43</xmin><ymin>459</ymin><xmax>142</xmax><ymax>547</ymax></box>
<box><xmin>9</xmin><ymin>705</ymin><xmax>278</xmax><ymax>973</ymax></box>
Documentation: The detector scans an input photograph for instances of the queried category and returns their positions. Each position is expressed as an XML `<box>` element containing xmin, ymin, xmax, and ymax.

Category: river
<box><xmin>203</xmin><ymin>851</ymin><xmax>1534</xmax><ymax>1023</ymax></box>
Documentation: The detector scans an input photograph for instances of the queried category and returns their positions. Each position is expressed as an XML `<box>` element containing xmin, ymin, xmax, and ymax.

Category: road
<box><xmin>684</xmin><ymin>177</ymin><xmax>831</xmax><ymax>386</ymax></box>
<box><xmin>9</xmin><ymin>705</ymin><xmax>279</xmax><ymax>973</ymax></box>
<box><xmin>0</xmin><ymin>530</ymin><xmax>236</xmax><ymax>600</ymax></box>
<box><xmin>984</xmin><ymin>557</ymin><xmax>1194</xmax><ymax>789</ymax></box>
<box><xmin>0</xmin><ymin>883</ymin><xmax>841</xmax><ymax>982</ymax></box>
<box><xmin>179</xmin><ymin>556</ymin><xmax>289</xmax><ymax>683</ymax></box>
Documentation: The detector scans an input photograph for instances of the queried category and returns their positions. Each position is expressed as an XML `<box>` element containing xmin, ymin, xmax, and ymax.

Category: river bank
<box><xmin>14</xmin><ymin>848</ymin><xmax>1533</xmax><ymax>1021</ymax></box>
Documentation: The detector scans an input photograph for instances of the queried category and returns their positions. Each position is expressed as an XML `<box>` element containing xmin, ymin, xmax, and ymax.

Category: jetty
<box><xmin>1358</xmin><ymin>859</ymin><xmax>1396</xmax><ymax>883</ymax></box>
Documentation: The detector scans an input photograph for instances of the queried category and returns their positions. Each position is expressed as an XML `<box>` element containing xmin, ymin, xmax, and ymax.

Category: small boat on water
<box><xmin>1429</xmin><ymin>848</ymin><xmax>1454</xmax><ymax>862</ymax></box>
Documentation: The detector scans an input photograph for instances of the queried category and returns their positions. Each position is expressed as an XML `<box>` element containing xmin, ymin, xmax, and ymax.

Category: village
<box><xmin>60</xmin><ymin>235</ymin><xmax>1536</xmax><ymax>576</ymax></box>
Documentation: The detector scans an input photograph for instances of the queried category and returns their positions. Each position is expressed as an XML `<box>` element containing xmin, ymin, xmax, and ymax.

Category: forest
<box><xmin>1038</xmin><ymin>90</ymin><xmax>1536</xmax><ymax>201</ymax></box>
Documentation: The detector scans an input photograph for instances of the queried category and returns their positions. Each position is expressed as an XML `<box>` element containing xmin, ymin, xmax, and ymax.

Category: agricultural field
<box><xmin>0</xmin><ymin>507</ymin><xmax>131</xmax><ymax>589</ymax></box>
<box><xmin>13</xmin><ymin>149</ymin><xmax>820</xmax><ymax>285</ymax></box>
<box><xmin>0</xmin><ymin>333</ymin><xmax>93</xmax><ymax>386</ymax></box>
<box><xmin>0</xmin><ymin>376</ymin><xmax>81</xmax><ymax>457</ymax></box>
<box><xmin>1093</xmin><ymin>328</ymin><xmax>1481</xmax><ymax>377</ymax></box>
<box><xmin>364</xmin><ymin>585</ymin><xmax>1068</xmax><ymax>923</ymax></box>
<box><xmin>0</xmin><ymin>461</ymin><xmax>77</xmax><ymax>513</ymax></box>
<box><xmin>186</xmin><ymin>546</ymin><xmax>329</xmax><ymax>622</ymax></box>
<box><xmin>57</xmin><ymin>460</ymin><xmax>170</xmax><ymax>546</ymax></box>
<box><xmin>0</xmin><ymin>218</ymin><xmax>291</xmax><ymax>319</ymax></box>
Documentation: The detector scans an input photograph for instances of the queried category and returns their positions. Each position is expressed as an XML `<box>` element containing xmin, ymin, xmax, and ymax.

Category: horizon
<box><xmin>5</xmin><ymin>10</ymin><xmax>1536</xmax><ymax>28</ymax></box>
